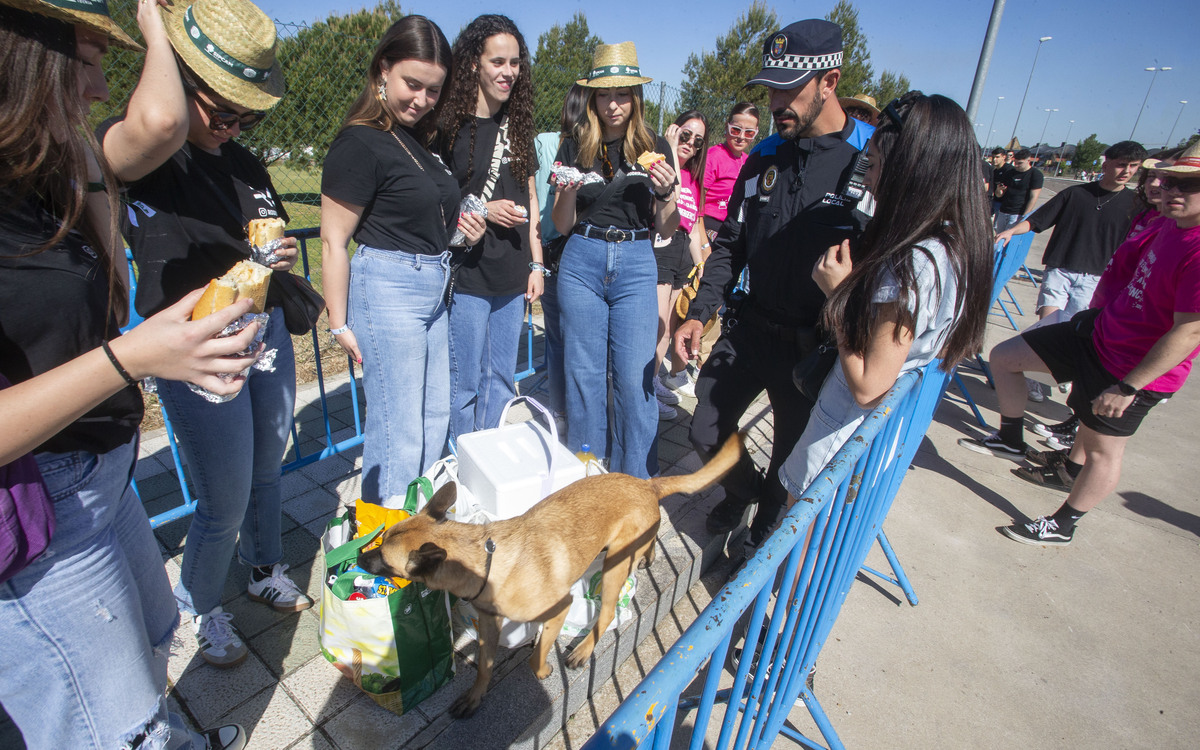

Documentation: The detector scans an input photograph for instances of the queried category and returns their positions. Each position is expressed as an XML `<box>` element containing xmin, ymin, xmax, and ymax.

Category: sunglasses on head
<box><xmin>678</xmin><ymin>129</ymin><xmax>705</xmax><ymax>147</ymax></box>
<box><xmin>190</xmin><ymin>91</ymin><xmax>267</xmax><ymax>132</ymax></box>
<box><xmin>727</xmin><ymin>123</ymin><xmax>758</xmax><ymax>140</ymax></box>
<box><xmin>1159</xmin><ymin>175</ymin><xmax>1200</xmax><ymax>194</ymax></box>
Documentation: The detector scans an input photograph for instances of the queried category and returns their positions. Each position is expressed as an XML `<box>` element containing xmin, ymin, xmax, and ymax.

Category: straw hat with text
<box><xmin>577</xmin><ymin>41</ymin><xmax>653</xmax><ymax>88</ymax></box>
<box><xmin>1</xmin><ymin>0</ymin><xmax>141</xmax><ymax>50</ymax></box>
<box><xmin>1144</xmin><ymin>140</ymin><xmax>1200</xmax><ymax>175</ymax></box>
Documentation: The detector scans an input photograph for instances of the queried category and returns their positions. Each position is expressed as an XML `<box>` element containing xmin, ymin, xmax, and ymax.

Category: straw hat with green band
<box><xmin>1</xmin><ymin>0</ymin><xmax>142</xmax><ymax>50</ymax></box>
<box><xmin>161</xmin><ymin>0</ymin><xmax>285</xmax><ymax>111</ymax></box>
<box><xmin>577</xmin><ymin>41</ymin><xmax>652</xmax><ymax>88</ymax></box>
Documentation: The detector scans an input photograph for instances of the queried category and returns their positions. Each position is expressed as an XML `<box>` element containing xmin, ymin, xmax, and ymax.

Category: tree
<box><xmin>1073</xmin><ymin>134</ymin><xmax>1107</xmax><ymax>172</ymax></box>
<box><xmin>866</xmin><ymin>70</ymin><xmax>911</xmax><ymax>109</ymax></box>
<box><xmin>677</xmin><ymin>1</ymin><xmax>778</xmax><ymax>133</ymax></box>
<box><xmin>532</xmin><ymin>12</ymin><xmax>601</xmax><ymax>132</ymax></box>
<box><xmin>825</xmin><ymin>0</ymin><xmax>873</xmax><ymax>99</ymax></box>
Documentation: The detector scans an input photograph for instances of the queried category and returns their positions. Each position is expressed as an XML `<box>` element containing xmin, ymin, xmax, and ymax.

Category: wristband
<box><xmin>1115</xmin><ymin>380</ymin><xmax>1137</xmax><ymax>396</ymax></box>
<box><xmin>101</xmin><ymin>341</ymin><xmax>138</xmax><ymax>387</ymax></box>
<box><xmin>529</xmin><ymin>262</ymin><xmax>552</xmax><ymax>277</ymax></box>
<box><xmin>653</xmin><ymin>189</ymin><xmax>674</xmax><ymax>201</ymax></box>
<box><xmin>329</xmin><ymin>326</ymin><xmax>350</xmax><ymax>336</ymax></box>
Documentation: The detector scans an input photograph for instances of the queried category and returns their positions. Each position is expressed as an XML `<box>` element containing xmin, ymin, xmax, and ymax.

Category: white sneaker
<box><xmin>194</xmin><ymin>607</ymin><xmax>247</xmax><ymax>669</ymax></box>
<box><xmin>1026</xmin><ymin>377</ymin><xmax>1045</xmax><ymax>403</ymax></box>
<box><xmin>247</xmin><ymin>563</ymin><xmax>314</xmax><ymax>612</ymax></box>
<box><xmin>660</xmin><ymin>370</ymin><xmax>690</xmax><ymax>391</ymax></box>
<box><xmin>657</xmin><ymin>399</ymin><xmax>677</xmax><ymax>420</ymax></box>
<box><xmin>653</xmin><ymin>376</ymin><xmax>680</xmax><ymax>405</ymax></box>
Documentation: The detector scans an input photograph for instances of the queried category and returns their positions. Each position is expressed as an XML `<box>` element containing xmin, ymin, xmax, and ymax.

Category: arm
<box><xmin>686</xmin><ymin>218</ymin><xmax>705</xmax><ymax>268</ymax></box>
<box><xmin>650</xmin><ymin>152</ymin><xmax>681</xmax><ymax>237</ymax></box>
<box><xmin>1093</xmin><ymin>313</ymin><xmax>1200</xmax><ymax>418</ymax></box>
<box><xmin>551</xmin><ymin>181</ymin><xmax>580</xmax><ymax>236</ymax></box>
<box><xmin>526</xmin><ymin>175</ymin><xmax>544</xmax><ymax>302</ymax></box>
<box><xmin>1022</xmin><ymin>187</ymin><xmax>1042</xmax><ymax>219</ymax></box>
<box><xmin>0</xmin><ymin>292</ymin><xmax>260</xmax><ymax>465</ymax></box>
<box><xmin>100</xmin><ymin>0</ymin><xmax>189</xmax><ymax>183</ymax></box>
<box><xmin>320</xmin><ymin>194</ymin><xmax>365</xmax><ymax>364</ymax></box>
<box><xmin>995</xmin><ymin>219</ymin><xmax>1032</xmax><ymax>246</ymax></box>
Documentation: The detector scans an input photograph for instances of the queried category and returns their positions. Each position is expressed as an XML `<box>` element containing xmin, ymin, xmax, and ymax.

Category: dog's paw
<box><xmin>529</xmin><ymin>653</ymin><xmax>554</xmax><ymax>679</ymax></box>
<box><xmin>449</xmin><ymin>693</ymin><xmax>482</xmax><ymax>719</ymax></box>
<box><xmin>564</xmin><ymin>643</ymin><xmax>594</xmax><ymax>670</ymax></box>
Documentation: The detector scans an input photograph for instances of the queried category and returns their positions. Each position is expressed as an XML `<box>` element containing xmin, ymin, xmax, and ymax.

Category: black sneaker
<box><xmin>1045</xmin><ymin>432</ymin><xmax>1075</xmax><ymax>451</ymax></box>
<box><xmin>204</xmin><ymin>724</ymin><xmax>248</xmax><ymax>750</ymax></box>
<box><xmin>706</xmin><ymin>495</ymin><xmax>754</xmax><ymax>535</ymax></box>
<box><xmin>1025</xmin><ymin>447</ymin><xmax>1069</xmax><ymax>468</ymax></box>
<box><xmin>1012</xmin><ymin>464</ymin><xmax>1075</xmax><ymax>493</ymax></box>
<box><xmin>1001</xmin><ymin>516</ymin><xmax>1074</xmax><ymax>546</ymax></box>
<box><xmin>957</xmin><ymin>432</ymin><xmax>1025</xmax><ymax>461</ymax></box>
<box><xmin>1031</xmin><ymin>414</ymin><xmax>1078</xmax><ymax>439</ymax></box>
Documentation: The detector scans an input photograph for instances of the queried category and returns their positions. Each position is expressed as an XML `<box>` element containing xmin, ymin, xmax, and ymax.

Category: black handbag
<box><xmin>274</xmin><ymin>271</ymin><xmax>326</xmax><ymax>335</ymax></box>
<box><xmin>792</xmin><ymin>338</ymin><xmax>839</xmax><ymax>401</ymax></box>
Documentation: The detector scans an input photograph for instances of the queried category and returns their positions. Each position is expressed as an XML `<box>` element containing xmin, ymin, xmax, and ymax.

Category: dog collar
<box><xmin>462</xmin><ymin>538</ymin><xmax>496</xmax><ymax>602</ymax></box>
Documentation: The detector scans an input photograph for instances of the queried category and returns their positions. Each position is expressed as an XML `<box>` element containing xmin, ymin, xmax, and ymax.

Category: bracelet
<box><xmin>701</xmin><ymin>242</ymin><xmax>711</xmax><ymax>250</ymax></box>
<box><xmin>653</xmin><ymin>189</ymin><xmax>674</xmax><ymax>201</ymax></box>
<box><xmin>529</xmin><ymin>262</ymin><xmax>552</xmax><ymax>277</ymax></box>
<box><xmin>1115</xmin><ymin>380</ymin><xmax>1138</xmax><ymax>396</ymax></box>
<box><xmin>329</xmin><ymin>326</ymin><xmax>350</xmax><ymax>336</ymax></box>
<box><xmin>101</xmin><ymin>341</ymin><xmax>138</xmax><ymax>387</ymax></box>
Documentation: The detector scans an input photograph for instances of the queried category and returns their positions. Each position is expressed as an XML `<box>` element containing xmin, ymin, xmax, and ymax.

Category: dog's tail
<box><xmin>649</xmin><ymin>431</ymin><xmax>746</xmax><ymax>500</ymax></box>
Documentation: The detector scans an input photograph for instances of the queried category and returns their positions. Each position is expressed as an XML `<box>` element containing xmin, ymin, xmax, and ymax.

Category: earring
<box><xmin>377</xmin><ymin>79</ymin><xmax>387</xmax><ymax>103</ymax></box>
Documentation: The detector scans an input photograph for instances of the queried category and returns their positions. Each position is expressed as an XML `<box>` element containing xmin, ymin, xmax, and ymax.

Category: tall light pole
<box><xmin>1165</xmin><ymin>100</ymin><xmax>1188</xmax><ymax>149</ymax></box>
<box><xmin>1037</xmin><ymin>107</ymin><xmax>1059</xmax><ymax>160</ymax></box>
<box><xmin>1130</xmin><ymin>63</ymin><xmax>1172</xmax><ymax>139</ymax></box>
<box><xmin>1010</xmin><ymin>36</ymin><xmax>1052</xmax><ymax>146</ymax></box>
<box><xmin>1055</xmin><ymin>120</ymin><xmax>1075</xmax><ymax>177</ymax></box>
<box><xmin>986</xmin><ymin>96</ymin><xmax>1004</xmax><ymax>149</ymax></box>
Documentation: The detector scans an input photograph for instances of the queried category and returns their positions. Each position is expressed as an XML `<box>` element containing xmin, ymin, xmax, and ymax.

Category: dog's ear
<box><xmin>424</xmin><ymin>482</ymin><xmax>457</xmax><ymax>521</ymax></box>
<box><xmin>408</xmin><ymin>542</ymin><xmax>446</xmax><ymax>578</ymax></box>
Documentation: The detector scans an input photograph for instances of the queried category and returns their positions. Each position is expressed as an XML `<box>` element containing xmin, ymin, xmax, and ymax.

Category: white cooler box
<box><xmin>456</xmin><ymin>397</ymin><xmax>586</xmax><ymax>520</ymax></box>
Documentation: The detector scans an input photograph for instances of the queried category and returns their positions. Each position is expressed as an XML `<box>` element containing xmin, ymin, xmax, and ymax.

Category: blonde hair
<box><xmin>573</xmin><ymin>86</ymin><xmax>656</xmax><ymax>169</ymax></box>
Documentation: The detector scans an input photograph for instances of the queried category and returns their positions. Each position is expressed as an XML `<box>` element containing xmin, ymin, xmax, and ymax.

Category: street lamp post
<box><xmin>1037</xmin><ymin>107</ymin><xmax>1058</xmax><ymax>161</ymax></box>
<box><xmin>1010</xmin><ymin>36</ymin><xmax>1051</xmax><ymax>146</ymax></box>
<box><xmin>986</xmin><ymin>96</ymin><xmax>1004</xmax><ymax>149</ymax></box>
<box><xmin>1165</xmin><ymin>100</ymin><xmax>1189</xmax><ymax>149</ymax></box>
<box><xmin>1130</xmin><ymin>64</ymin><xmax>1172</xmax><ymax>140</ymax></box>
<box><xmin>1055</xmin><ymin>120</ymin><xmax>1075</xmax><ymax>177</ymax></box>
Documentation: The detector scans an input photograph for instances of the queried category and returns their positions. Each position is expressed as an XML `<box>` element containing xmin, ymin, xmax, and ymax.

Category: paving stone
<box><xmin>284</xmin><ymin>487</ymin><xmax>341</xmax><ymax>526</ymax></box>
<box><xmin>253</xmin><ymin>609</ymin><xmax>324</xmax><ymax>680</ymax></box>
<box><xmin>282</xmin><ymin>657</ymin><xmax>361</xmax><ymax>725</ymax></box>
<box><xmin>172</xmin><ymin>648</ymin><xmax>275</xmax><ymax>727</ymax></box>
<box><xmin>322</xmin><ymin>693</ymin><xmax>426</xmax><ymax>750</ymax></box>
<box><xmin>223</xmin><ymin>593</ymin><xmax>293</xmax><ymax>640</ymax></box>
<box><xmin>216</xmin><ymin>685</ymin><xmax>312</xmax><ymax>750</ymax></box>
<box><xmin>285</xmin><ymin>730</ymin><xmax>336</xmax><ymax>750</ymax></box>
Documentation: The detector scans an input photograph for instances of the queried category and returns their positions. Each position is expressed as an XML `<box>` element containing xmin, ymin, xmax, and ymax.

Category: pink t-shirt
<box><xmin>1092</xmin><ymin>217</ymin><xmax>1200</xmax><ymax>393</ymax></box>
<box><xmin>677</xmin><ymin>170</ymin><xmax>699</xmax><ymax>234</ymax></box>
<box><xmin>702</xmin><ymin>143</ymin><xmax>747</xmax><ymax>222</ymax></box>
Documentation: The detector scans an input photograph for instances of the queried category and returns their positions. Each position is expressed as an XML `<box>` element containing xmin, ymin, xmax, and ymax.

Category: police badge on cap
<box><xmin>748</xmin><ymin>19</ymin><xmax>843</xmax><ymax>90</ymax></box>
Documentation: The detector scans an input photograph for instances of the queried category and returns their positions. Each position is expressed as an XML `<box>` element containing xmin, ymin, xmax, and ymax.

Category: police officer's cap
<box><xmin>747</xmin><ymin>19</ymin><xmax>843</xmax><ymax>90</ymax></box>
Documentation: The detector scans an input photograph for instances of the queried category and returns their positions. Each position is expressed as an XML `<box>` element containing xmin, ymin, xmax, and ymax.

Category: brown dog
<box><xmin>356</xmin><ymin>432</ymin><xmax>744</xmax><ymax>718</ymax></box>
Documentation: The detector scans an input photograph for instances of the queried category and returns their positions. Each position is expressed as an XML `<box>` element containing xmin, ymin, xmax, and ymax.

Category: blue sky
<box><xmin>257</xmin><ymin>0</ymin><xmax>1199</xmax><ymax>151</ymax></box>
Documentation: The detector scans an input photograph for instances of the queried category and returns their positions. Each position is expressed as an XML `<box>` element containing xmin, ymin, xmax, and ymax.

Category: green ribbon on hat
<box><xmin>587</xmin><ymin>64</ymin><xmax>643</xmax><ymax>80</ymax></box>
<box><xmin>43</xmin><ymin>0</ymin><xmax>111</xmax><ymax>13</ymax></box>
<box><xmin>183</xmin><ymin>6</ymin><xmax>272</xmax><ymax>84</ymax></box>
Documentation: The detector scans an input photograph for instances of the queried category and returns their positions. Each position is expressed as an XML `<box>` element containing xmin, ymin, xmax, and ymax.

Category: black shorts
<box><xmin>1022</xmin><ymin>315</ymin><xmax>1170</xmax><ymax>437</ymax></box>
<box><xmin>653</xmin><ymin>230</ymin><xmax>693</xmax><ymax>289</ymax></box>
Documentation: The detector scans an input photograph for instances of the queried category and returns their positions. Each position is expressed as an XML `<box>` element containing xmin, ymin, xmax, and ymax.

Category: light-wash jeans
<box><xmin>349</xmin><ymin>244</ymin><xmax>452</xmax><ymax>506</ymax></box>
<box><xmin>157</xmin><ymin>306</ymin><xmax>296</xmax><ymax>616</ymax></box>
<box><xmin>538</xmin><ymin>273</ymin><xmax>566</xmax><ymax>418</ymax></box>
<box><xmin>448</xmin><ymin>291</ymin><xmax>524</xmax><ymax>441</ymax></box>
<box><xmin>557</xmin><ymin>232</ymin><xmax>659</xmax><ymax>477</ymax></box>
<box><xmin>0</xmin><ymin>440</ymin><xmax>204</xmax><ymax>750</ymax></box>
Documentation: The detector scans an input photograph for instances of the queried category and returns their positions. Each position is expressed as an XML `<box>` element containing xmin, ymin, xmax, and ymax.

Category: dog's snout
<box><xmin>357</xmin><ymin>547</ymin><xmax>383</xmax><ymax>574</ymax></box>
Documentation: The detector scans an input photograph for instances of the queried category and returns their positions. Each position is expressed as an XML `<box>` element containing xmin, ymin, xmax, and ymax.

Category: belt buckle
<box><xmin>604</xmin><ymin>227</ymin><xmax>623</xmax><ymax>243</ymax></box>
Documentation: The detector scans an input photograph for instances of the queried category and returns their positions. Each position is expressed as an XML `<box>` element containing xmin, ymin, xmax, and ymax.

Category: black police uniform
<box><xmin>686</xmin><ymin>115</ymin><xmax>869</xmax><ymax>539</ymax></box>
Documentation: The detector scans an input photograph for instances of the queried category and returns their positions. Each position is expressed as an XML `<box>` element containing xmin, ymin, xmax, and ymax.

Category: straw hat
<box><xmin>1145</xmin><ymin>140</ymin><xmax>1200</xmax><ymax>175</ymax></box>
<box><xmin>161</xmin><ymin>0</ymin><xmax>285</xmax><ymax>110</ymax></box>
<box><xmin>1</xmin><ymin>0</ymin><xmax>141</xmax><ymax>50</ymax></box>
<box><xmin>838</xmin><ymin>93</ymin><xmax>879</xmax><ymax>116</ymax></box>
<box><xmin>577</xmin><ymin>42</ymin><xmax>652</xmax><ymax>88</ymax></box>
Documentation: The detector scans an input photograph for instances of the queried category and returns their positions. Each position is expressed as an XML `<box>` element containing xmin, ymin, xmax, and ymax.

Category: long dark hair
<box><xmin>340</xmin><ymin>15</ymin><xmax>453</xmax><ymax>145</ymax></box>
<box><xmin>0</xmin><ymin>7</ymin><xmax>123</xmax><ymax>319</ymax></box>
<box><xmin>558</xmin><ymin>83</ymin><xmax>589</xmax><ymax>143</ymax></box>
<box><xmin>823</xmin><ymin>92</ymin><xmax>992</xmax><ymax>371</ymax></box>
<box><xmin>673</xmin><ymin>109</ymin><xmax>708</xmax><ymax>204</ymax></box>
<box><xmin>438</xmin><ymin>15</ymin><xmax>534</xmax><ymax>185</ymax></box>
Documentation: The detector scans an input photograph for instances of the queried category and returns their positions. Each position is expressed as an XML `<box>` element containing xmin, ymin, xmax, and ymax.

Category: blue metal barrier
<box><xmin>585</xmin><ymin>359</ymin><xmax>953</xmax><ymax>750</ymax></box>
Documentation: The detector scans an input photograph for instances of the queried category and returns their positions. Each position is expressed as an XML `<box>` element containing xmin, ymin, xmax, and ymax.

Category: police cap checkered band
<box><xmin>761</xmin><ymin>51</ymin><xmax>843</xmax><ymax>72</ymax></box>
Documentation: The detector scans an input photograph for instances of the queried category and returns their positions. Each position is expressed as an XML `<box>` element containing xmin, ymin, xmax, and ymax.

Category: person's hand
<box><xmin>1092</xmin><ymin>385</ymin><xmax>1135</xmax><ymax>419</ymax></box>
<box><xmin>664</xmin><ymin>123</ymin><xmax>682</xmax><ymax>151</ymax></box>
<box><xmin>114</xmin><ymin>290</ymin><xmax>263</xmax><ymax>397</ymax></box>
<box><xmin>674</xmin><ymin>318</ymin><xmax>704</xmax><ymax>362</ymax></box>
<box><xmin>812</xmin><ymin>240</ymin><xmax>853</xmax><ymax>296</ymax></box>
<box><xmin>459</xmin><ymin>211</ymin><xmax>487</xmax><ymax>245</ymax></box>
<box><xmin>649</xmin><ymin>158</ymin><xmax>677</xmax><ymax>193</ymax></box>
<box><xmin>526</xmin><ymin>271</ymin><xmax>544</xmax><ymax>303</ymax></box>
<box><xmin>994</xmin><ymin>229</ymin><xmax>1015</xmax><ymax>247</ymax></box>
<box><xmin>135</xmin><ymin>0</ymin><xmax>172</xmax><ymax>47</ymax></box>
<box><xmin>332</xmin><ymin>328</ymin><xmax>362</xmax><ymax>365</ymax></box>
<box><xmin>486</xmin><ymin>199</ymin><xmax>528</xmax><ymax>228</ymax></box>
<box><xmin>268</xmin><ymin>235</ymin><xmax>299</xmax><ymax>271</ymax></box>
<box><xmin>994</xmin><ymin>183</ymin><xmax>1007</xmax><ymax>197</ymax></box>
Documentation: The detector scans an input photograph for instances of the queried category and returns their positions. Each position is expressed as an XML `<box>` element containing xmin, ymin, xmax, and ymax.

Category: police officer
<box><xmin>674</xmin><ymin>19</ymin><xmax>874</xmax><ymax>547</ymax></box>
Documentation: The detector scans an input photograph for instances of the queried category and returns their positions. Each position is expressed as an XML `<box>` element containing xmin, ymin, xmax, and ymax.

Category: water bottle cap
<box><xmin>580</xmin><ymin>443</ymin><xmax>590</xmax><ymax>452</ymax></box>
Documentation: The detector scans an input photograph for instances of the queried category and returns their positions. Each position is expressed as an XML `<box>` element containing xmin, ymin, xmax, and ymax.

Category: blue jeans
<box><xmin>0</xmin><ymin>441</ymin><xmax>204</xmax><ymax>750</ymax></box>
<box><xmin>539</xmin><ymin>274</ymin><xmax>566</xmax><ymax>418</ymax></box>
<box><xmin>157</xmin><ymin>306</ymin><xmax>296</xmax><ymax>616</ymax></box>
<box><xmin>557</xmin><ymin>232</ymin><xmax>659</xmax><ymax>477</ymax></box>
<box><xmin>448</xmin><ymin>291</ymin><xmax>524</xmax><ymax>440</ymax></box>
<box><xmin>349</xmin><ymin>245</ymin><xmax>452</xmax><ymax>505</ymax></box>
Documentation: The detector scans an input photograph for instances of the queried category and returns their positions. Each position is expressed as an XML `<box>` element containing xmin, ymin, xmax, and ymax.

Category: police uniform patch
<box><xmin>760</xmin><ymin>165</ymin><xmax>780</xmax><ymax>195</ymax></box>
<box><xmin>770</xmin><ymin>34</ymin><xmax>787</xmax><ymax>59</ymax></box>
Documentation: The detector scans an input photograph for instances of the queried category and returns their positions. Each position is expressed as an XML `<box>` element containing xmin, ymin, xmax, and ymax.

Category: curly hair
<box><xmin>438</xmin><ymin>15</ymin><xmax>535</xmax><ymax>186</ymax></box>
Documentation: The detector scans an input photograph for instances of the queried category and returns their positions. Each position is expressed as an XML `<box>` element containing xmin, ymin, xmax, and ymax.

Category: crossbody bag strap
<box><xmin>478</xmin><ymin>114</ymin><xmax>509</xmax><ymax>204</ymax></box>
<box><xmin>574</xmin><ymin>168</ymin><xmax>630</xmax><ymax>230</ymax></box>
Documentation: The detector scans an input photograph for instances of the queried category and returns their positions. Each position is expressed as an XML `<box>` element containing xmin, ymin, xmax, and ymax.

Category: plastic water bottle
<box><xmin>575</xmin><ymin>443</ymin><xmax>598</xmax><ymax>465</ymax></box>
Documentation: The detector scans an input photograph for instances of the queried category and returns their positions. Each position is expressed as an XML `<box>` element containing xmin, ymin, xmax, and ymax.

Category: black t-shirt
<box><xmin>322</xmin><ymin>124</ymin><xmax>460</xmax><ymax>255</ymax></box>
<box><xmin>1028</xmin><ymin>182</ymin><xmax>1137</xmax><ymax>275</ymax></box>
<box><xmin>991</xmin><ymin>164</ymin><xmax>1011</xmax><ymax>198</ymax></box>
<box><xmin>441</xmin><ymin>114</ymin><xmax>532</xmax><ymax>296</ymax></box>
<box><xmin>554</xmin><ymin>132</ymin><xmax>676</xmax><ymax>231</ymax></box>
<box><xmin>999</xmin><ymin>166</ymin><xmax>1044</xmax><ymax>214</ymax></box>
<box><xmin>0</xmin><ymin>196</ymin><xmax>143</xmax><ymax>454</ymax></box>
<box><xmin>98</xmin><ymin>118</ymin><xmax>291</xmax><ymax>318</ymax></box>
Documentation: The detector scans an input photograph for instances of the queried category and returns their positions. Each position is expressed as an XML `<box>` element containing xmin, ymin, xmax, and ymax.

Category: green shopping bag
<box><xmin>318</xmin><ymin>484</ymin><xmax>455</xmax><ymax>715</ymax></box>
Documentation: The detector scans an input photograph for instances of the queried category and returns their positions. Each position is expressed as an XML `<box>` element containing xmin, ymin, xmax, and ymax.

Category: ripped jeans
<box><xmin>0</xmin><ymin>440</ymin><xmax>203</xmax><ymax>750</ymax></box>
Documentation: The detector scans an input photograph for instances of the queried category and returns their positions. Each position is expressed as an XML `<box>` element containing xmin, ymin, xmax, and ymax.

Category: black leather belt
<box><xmin>573</xmin><ymin>224</ymin><xmax>651</xmax><ymax>243</ymax></box>
<box><xmin>736</xmin><ymin>305</ymin><xmax>820</xmax><ymax>350</ymax></box>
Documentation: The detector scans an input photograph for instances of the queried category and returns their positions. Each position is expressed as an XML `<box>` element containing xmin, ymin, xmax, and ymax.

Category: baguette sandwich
<box><xmin>636</xmin><ymin>151</ymin><xmax>666</xmax><ymax>171</ymax></box>
<box><xmin>191</xmin><ymin>260</ymin><xmax>272</xmax><ymax>319</ymax></box>
<box><xmin>247</xmin><ymin>217</ymin><xmax>285</xmax><ymax>248</ymax></box>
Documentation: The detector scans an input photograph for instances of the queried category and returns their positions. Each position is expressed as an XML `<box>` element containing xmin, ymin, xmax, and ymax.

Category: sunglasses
<box><xmin>190</xmin><ymin>91</ymin><xmax>267</xmax><ymax>132</ymax></box>
<box><xmin>727</xmin><ymin>123</ymin><xmax>758</xmax><ymax>140</ymax></box>
<box><xmin>1159</xmin><ymin>176</ymin><xmax>1200</xmax><ymax>194</ymax></box>
<box><xmin>678</xmin><ymin>129</ymin><xmax>705</xmax><ymax>148</ymax></box>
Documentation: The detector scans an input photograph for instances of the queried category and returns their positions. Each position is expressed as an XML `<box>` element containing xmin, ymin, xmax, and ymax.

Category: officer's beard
<box><xmin>773</xmin><ymin>86</ymin><xmax>824</xmax><ymax>141</ymax></box>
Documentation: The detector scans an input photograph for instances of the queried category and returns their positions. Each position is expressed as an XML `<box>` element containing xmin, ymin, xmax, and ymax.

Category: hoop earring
<box><xmin>377</xmin><ymin>79</ymin><xmax>387</xmax><ymax>103</ymax></box>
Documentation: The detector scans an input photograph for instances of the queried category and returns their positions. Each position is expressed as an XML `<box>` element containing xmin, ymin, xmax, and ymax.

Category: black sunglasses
<box><xmin>1159</xmin><ymin>175</ymin><xmax>1200</xmax><ymax>194</ymax></box>
<box><xmin>190</xmin><ymin>91</ymin><xmax>267</xmax><ymax>132</ymax></box>
<box><xmin>678</xmin><ymin>129</ymin><xmax>706</xmax><ymax>147</ymax></box>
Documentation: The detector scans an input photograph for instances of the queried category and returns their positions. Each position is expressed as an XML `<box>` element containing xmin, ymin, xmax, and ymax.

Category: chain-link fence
<box><xmin>91</xmin><ymin>19</ymin><xmax>767</xmax><ymax>231</ymax></box>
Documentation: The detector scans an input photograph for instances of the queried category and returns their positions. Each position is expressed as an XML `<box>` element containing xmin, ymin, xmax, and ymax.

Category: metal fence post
<box><xmin>658</xmin><ymin>81</ymin><xmax>666</xmax><ymax>134</ymax></box>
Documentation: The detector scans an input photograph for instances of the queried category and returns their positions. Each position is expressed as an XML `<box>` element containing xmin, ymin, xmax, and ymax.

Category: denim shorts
<box><xmin>778</xmin><ymin>361</ymin><xmax>872</xmax><ymax>500</ymax></box>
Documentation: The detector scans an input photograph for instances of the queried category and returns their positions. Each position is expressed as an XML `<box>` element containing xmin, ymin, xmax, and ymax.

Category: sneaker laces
<box><xmin>197</xmin><ymin>610</ymin><xmax>238</xmax><ymax>648</ymax></box>
<box><xmin>1030</xmin><ymin>517</ymin><xmax>1060</xmax><ymax>536</ymax></box>
<box><xmin>261</xmin><ymin>563</ymin><xmax>303</xmax><ymax>598</ymax></box>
